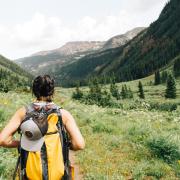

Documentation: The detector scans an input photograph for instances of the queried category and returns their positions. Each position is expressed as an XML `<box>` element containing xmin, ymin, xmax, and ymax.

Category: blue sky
<box><xmin>0</xmin><ymin>0</ymin><xmax>168</xmax><ymax>59</ymax></box>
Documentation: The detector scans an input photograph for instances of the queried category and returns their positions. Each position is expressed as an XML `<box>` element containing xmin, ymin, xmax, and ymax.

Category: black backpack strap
<box><xmin>25</xmin><ymin>103</ymin><xmax>34</xmax><ymax>115</ymax></box>
<box><xmin>20</xmin><ymin>148</ymin><xmax>29</xmax><ymax>180</ymax></box>
<box><xmin>55</xmin><ymin>108</ymin><xmax>71</xmax><ymax>180</ymax></box>
<box><xmin>56</xmin><ymin>108</ymin><xmax>68</xmax><ymax>162</ymax></box>
<box><xmin>41</xmin><ymin>143</ymin><xmax>48</xmax><ymax>180</ymax></box>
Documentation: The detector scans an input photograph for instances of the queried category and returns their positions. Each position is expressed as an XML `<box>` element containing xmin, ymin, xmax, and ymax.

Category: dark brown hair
<box><xmin>32</xmin><ymin>75</ymin><xmax>54</xmax><ymax>102</ymax></box>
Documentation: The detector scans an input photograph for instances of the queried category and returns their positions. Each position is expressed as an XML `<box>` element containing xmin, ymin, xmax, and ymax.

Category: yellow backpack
<box><xmin>13</xmin><ymin>102</ymin><xmax>73</xmax><ymax>180</ymax></box>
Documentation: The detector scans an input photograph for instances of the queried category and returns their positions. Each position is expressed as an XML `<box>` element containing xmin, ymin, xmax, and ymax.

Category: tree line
<box><xmin>72</xmin><ymin>65</ymin><xmax>177</xmax><ymax>107</ymax></box>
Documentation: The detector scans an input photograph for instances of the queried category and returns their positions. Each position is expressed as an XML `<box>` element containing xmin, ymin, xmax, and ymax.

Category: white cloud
<box><xmin>121</xmin><ymin>0</ymin><xmax>167</xmax><ymax>12</ymax></box>
<box><xmin>0</xmin><ymin>0</ymin><xmax>167</xmax><ymax>59</ymax></box>
<box><xmin>12</xmin><ymin>13</ymin><xmax>63</xmax><ymax>47</ymax></box>
<box><xmin>73</xmin><ymin>11</ymin><xmax>133</xmax><ymax>41</ymax></box>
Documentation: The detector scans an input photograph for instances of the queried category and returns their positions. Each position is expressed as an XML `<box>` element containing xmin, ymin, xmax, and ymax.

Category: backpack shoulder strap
<box><xmin>54</xmin><ymin>107</ymin><xmax>72</xmax><ymax>180</ymax></box>
<box><xmin>17</xmin><ymin>103</ymin><xmax>34</xmax><ymax>134</ymax></box>
<box><xmin>25</xmin><ymin>103</ymin><xmax>34</xmax><ymax>115</ymax></box>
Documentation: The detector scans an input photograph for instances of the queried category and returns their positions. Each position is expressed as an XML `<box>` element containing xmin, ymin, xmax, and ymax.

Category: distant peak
<box><xmin>102</xmin><ymin>27</ymin><xmax>146</xmax><ymax>50</ymax></box>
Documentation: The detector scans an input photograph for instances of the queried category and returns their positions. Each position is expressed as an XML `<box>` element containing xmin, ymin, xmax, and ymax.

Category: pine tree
<box><xmin>0</xmin><ymin>80</ymin><xmax>3</xmax><ymax>92</ymax></box>
<box><xmin>124</xmin><ymin>84</ymin><xmax>128</xmax><ymax>94</ymax></box>
<box><xmin>99</xmin><ymin>90</ymin><xmax>112</xmax><ymax>107</ymax></box>
<box><xmin>3</xmin><ymin>85</ymin><xmax>9</xmax><ymax>93</ymax></box>
<box><xmin>174</xmin><ymin>57</ymin><xmax>180</xmax><ymax>77</ymax></box>
<box><xmin>127</xmin><ymin>87</ymin><xmax>133</xmax><ymax>99</ymax></box>
<box><xmin>72</xmin><ymin>82</ymin><xmax>83</xmax><ymax>100</ymax></box>
<box><xmin>88</xmin><ymin>77</ymin><xmax>102</xmax><ymax>102</ymax></box>
<box><xmin>138</xmin><ymin>81</ymin><xmax>145</xmax><ymax>99</ymax></box>
<box><xmin>110</xmin><ymin>79</ymin><xmax>120</xmax><ymax>100</ymax></box>
<box><xmin>154</xmin><ymin>70</ymin><xmax>161</xmax><ymax>85</ymax></box>
<box><xmin>121</xmin><ymin>85</ymin><xmax>126</xmax><ymax>99</ymax></box>
<box><xmin>165</xmin><ymin>73</ymin><xmax>176</xmax><ymax>99</ymax></box>
<box><xmin>161</xmin><ymin>70</ymin><xmax>168</xmax><ymax>83</ymax></box>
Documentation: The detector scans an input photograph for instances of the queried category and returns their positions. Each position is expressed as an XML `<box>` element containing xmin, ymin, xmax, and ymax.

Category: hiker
<box><xmin>0</xmin><ymin>75</ymin><xmax>85</xmax><ymax>179</ymax></box>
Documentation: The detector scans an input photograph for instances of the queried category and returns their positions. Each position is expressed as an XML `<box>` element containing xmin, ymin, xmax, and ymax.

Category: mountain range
<box><xmin>15</xmin><ymin>27</ymin><xmax>145</xmax><ymax>76</ymax></box>
<box><xmin>51</xmin><ymin>0</ymin><xmax>180</xmax><ymax>86</ymax></box>
<box><xmin>14</xmin><ymin>0</ymin><xmax>180</xmax><ymax>87</ymax></box>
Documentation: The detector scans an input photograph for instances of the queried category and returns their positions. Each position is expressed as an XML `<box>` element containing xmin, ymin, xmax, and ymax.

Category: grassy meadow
<box><xmin>0</xmin><ymin>76</ymin><xmax>180</xmax><ymax>179</ymax></box>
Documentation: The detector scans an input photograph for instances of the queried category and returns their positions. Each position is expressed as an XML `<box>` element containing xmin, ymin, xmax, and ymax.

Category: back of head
<box><xmin>32</xmin><ymin>75</ymin><xmax>54</xmax><ymax>102</ymax></box>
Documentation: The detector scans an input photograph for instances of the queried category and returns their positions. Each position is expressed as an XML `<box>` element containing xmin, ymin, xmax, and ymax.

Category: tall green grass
<box><xmin>0</xmin><ymin>77</ymin><xmax>179</xmax><ymax>179</ymax></box>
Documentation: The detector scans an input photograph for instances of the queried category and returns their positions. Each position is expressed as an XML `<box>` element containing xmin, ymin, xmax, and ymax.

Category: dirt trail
<box><xmin>69</xmin><ymin>150</ymin><xmax>83</xmax><ymax>180</ymax></box>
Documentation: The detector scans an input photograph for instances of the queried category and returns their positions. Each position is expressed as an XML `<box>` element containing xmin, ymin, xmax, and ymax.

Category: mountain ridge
<box><xmin>52</xmin><ymin>0</ymin><xmax>180</xmax><ymax>86</ymax></box>
<box><xmin>32</xmin><ymin>41</ymin><xmax>105</xmax><ymax>57</ymax></box>
<box><xmin>15</xmin><ymin>27</ymin><xmax>145</xmax><ymax>75</ymax></box>
<box><xmin>102</xmin><ymin>27</ymin><xmax>145</xmax><ymax>50</ymax></box>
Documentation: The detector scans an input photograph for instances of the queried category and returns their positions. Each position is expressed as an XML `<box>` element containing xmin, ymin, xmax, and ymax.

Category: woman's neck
<box><xmin>36</xmin><ymin>96</ymin><xmax>52</xmax><ymax>102</ymax></box>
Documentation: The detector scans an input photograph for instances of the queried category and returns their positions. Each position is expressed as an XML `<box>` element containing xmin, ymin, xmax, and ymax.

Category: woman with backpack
<box><xmin>0</xmin><ymin>75</ymin><xmax>85</xmax><ymax>180</ymax></box>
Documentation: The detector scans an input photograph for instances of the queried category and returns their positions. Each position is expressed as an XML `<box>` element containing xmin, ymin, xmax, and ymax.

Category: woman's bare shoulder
<box><xmin>15</xmin><ymin>106</ymin><xmax>26</xmax><ymax>121</ymax></box>
<box><xmin>60</xmin><ymin>109</ymin><xmax>74</xmax><ymax>124</ymax></box>
<box><xmin>60</xmin><ymin>108</ymin><xmax>85</xmax><ymax>150</ymax></box>
<box><xmin>60</xmin><ymin>109</ymin><xmax>70</xmax><ymax>115</ymax></box>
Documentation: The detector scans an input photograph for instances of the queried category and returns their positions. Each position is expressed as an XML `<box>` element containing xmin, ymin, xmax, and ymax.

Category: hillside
<box><xmin>0</xmin><ymin>55</ymin><xmax>32</xmax><ymax>91</ymax></box>
<box><xmin>101</xmin><ymin>0</ymin><xmax>180</xmax><ymax>81</ymax></box>
<box><xmin>15</xmin><ymin>28</ymin><xmax>144</xmax><ymax>76</ymax></box>
<box><xmin>55</xmin><ymin>0</ymin><xmax>180</xmax><ymax>87</ymax></box>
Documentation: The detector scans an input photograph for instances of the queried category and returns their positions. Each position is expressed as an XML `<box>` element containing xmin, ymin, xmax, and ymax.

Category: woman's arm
<box><xmin>0</xmin><ymin>107</ymin><xmax>26</xmax><ymax>148</ymax></box>
<box><xmin>61</xmin><ymin>109</ymin><xmax>85</xmax><ymax>151</ymax></box>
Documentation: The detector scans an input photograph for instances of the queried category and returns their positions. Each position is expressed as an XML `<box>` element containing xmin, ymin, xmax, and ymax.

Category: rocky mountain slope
<box><xmin>15</xmin><ymin>41</ymin><xmax>105</xmax><ymax>74</ymax></box>
<box><xmin>32</xmin><ymin>41</ymin><xmax>105</xmax><ymax>57</ymax></box>
<box><xmin>15</xmin><ymin>27</ymin><xmax>144</xmax><ymax>75</ymax></box>
<box><xmin>102</xmin><ymin>27</ymin><xmax>145</xmax><ymax>50</ymax></box>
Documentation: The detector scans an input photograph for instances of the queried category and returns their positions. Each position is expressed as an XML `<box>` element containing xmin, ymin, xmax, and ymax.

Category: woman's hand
<box><xmin>0</xmin><ymin>134</ymin><xmax>20</xmax><ymax>148</ymax></box>
<box><xmin>61</xmin><ymin>109</ymin><xmax>85</xmax><ymax>151</ymax></box>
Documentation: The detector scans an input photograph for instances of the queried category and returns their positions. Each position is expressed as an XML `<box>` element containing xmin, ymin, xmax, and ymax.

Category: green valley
<box><xmin>0</xmin><ymin>74</ymin><xmax>179</xmax><ymax>179</ymax></box>
<box><xmin>0</xmin><ymin>0</ymin><xmax>180</xmax><ymax>179</ymax></box>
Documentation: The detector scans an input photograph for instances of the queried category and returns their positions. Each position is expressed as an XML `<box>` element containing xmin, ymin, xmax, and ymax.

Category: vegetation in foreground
<box><xmin>0</xmin><ymin>76</ymin><xmax>179</xmax><ymax>179</ymax></box>
<box><xmin>70</xmin><ymin>75</ymin><xmax>180</xmax><ymax>179</ymax></box>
